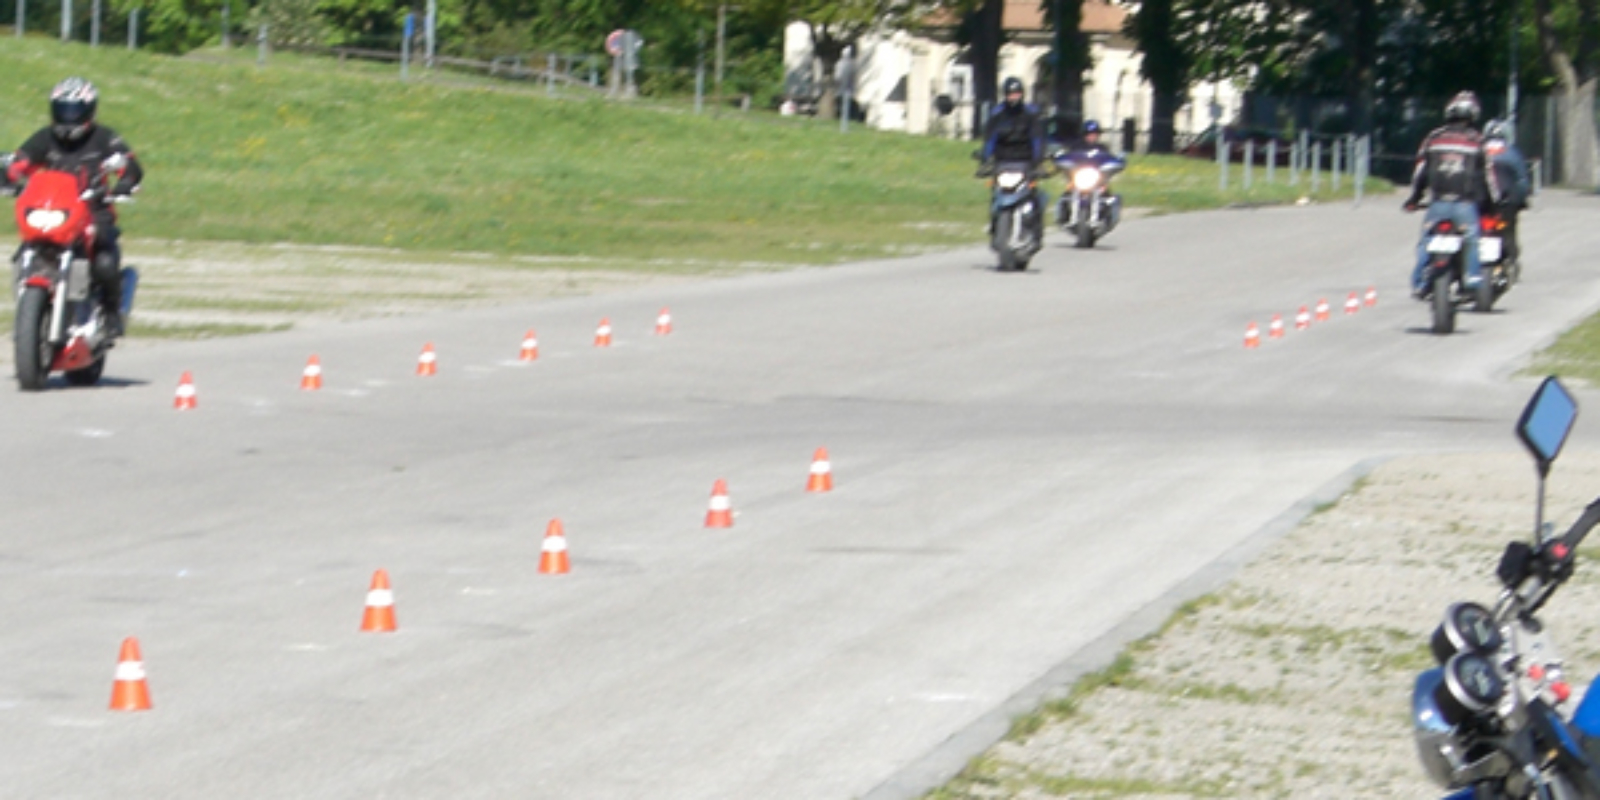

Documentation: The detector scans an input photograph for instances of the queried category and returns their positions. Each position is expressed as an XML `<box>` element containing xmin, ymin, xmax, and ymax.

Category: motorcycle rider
<box><xmin>6</xmin><ymin>77</ymin><xmax>142</xmax><ymax>337</ymax></box>
<box><xmin>1483</xmin><ymin>118</ymin><xmax>1532</xmax><ymax>267</ymax></box>
<box><xmin>1403</xmin><ymin>90</ymin><xmax>1498</xmax><ymax>300</ymax></box>
<box><xmin>979</xmin><ymin>76</ymin><xmax>1046</xmax><ymax>240</ymax></box>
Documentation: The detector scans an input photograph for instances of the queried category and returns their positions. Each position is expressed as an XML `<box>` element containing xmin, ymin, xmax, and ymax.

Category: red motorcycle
<box><xmin>5</xmin><ymin>154</ymin><xmax>136</xmax><ymax>390</ymax></box>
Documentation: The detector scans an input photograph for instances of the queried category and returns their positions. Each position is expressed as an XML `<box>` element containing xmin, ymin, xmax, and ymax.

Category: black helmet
<box><xmin>50</xmin><ymin>77</ymin><xmax>98</xmax><ymax>143</ymax></box>
<box><xmin>1001</xmin><ymin>76</ymin><xmax>1024</xmax><ymax>109</ymax></box>
<box><xmin>1082</xmin><ymin>119</ymin><xmax>1102</xmax><ymax>135</ymax></box>
<box><xmin>1444</xmin><ymin>90</ymin><xmax>1480</xmax><ymax>125</ymax></box>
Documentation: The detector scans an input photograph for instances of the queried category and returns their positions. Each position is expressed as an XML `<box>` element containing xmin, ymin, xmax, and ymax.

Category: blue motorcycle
<box><xmin>1052</xmin><ymin>147</ymin><xmax>1125</xmax><ymax>249</ymax></box>
<box><xmin>1414</xmin><ymin>376</ymin><xmax>1600</xmax><ymax>799</ymax></box>
<box><xmin>982</xmin><ymin>160</ymin><xmax>1044</xmax><ymax>272</ymax></box>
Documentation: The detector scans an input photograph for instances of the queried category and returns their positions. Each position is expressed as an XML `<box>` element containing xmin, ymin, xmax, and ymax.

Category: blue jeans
<box><xmin>1412</xmin><ymin>200</ymin><xmax>1481</xmax><ymax>292</ymax></box>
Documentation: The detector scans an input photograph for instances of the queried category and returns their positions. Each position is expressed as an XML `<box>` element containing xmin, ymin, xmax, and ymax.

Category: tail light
<box><xmin>1437</xmin><ymin>221</ymin><xmax>1453</xmax><ymax>233</ymax></box>
<box><xmin>1481</xmin><ymin>217</ymin><xmax>1504</xmax><ymax>232</ymax></box>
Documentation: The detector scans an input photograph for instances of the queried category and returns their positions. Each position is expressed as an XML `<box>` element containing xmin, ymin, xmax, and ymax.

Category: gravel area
<box><xmin>933</xmin><ymin>450</ymin><xmax>1600</xmax><ymax>799</ymax></box>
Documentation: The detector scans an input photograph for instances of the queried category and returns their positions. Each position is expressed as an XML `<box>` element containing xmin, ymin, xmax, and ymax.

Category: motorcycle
<box><xmin>3</xmin><ymin>154</ymin><xmax>138</xmax><ymax>391</ymax></box>
<box><xmin>982</xmin><ymin>160</ymin><xmax>1045</xmax><ymax>272</ymax></box>
<box><xmin>1413</xmin><ymin>375</ymin><xmax>1600</xmax><ymax>799</ymax></box>
<box><xmin>1052</xmin><ymin>148</ymin><xmax>1125</xmax><ymax>249</ymax></box>
<box><xmin>1479</xmin><ymin>210</ymin><xmax>1519</xmax><ymax>299</ymax></box>
<box><xmin>1418</xmin><ymin>212</ymin><xmax>1494</xmax><ymax>335</ymax></box>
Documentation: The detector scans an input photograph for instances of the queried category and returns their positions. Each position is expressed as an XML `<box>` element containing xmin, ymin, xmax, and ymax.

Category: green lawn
<box><xmin>0</xmin><ymin>37</ymin><xmax>1388</xmax><ymax>269</ymax></box>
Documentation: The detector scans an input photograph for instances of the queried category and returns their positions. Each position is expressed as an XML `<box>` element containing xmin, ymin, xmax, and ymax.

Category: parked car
<box><xmin>1179</xmin><ymin>125</ymin><xmax>1293</xmax><ymax>165</ymax></box>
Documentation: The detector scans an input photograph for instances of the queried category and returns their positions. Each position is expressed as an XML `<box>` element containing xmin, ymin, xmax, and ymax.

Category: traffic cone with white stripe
<box><xmin>360</xmin><ymin>569</ymin><xmax>397</xmax><ymax>632</ymax></box>
<box><xmin>1295</xmin><ymin>305</ymin><xmax>1311</xmax><ymax>331</ymax></box>
<box><xmin>1315</xmin><ymin>298</ymin><xmax>1330</xmax><ymax>322</ymax></box>
<box><xmin>1268</xmin><ymin>314</ymin><xmax>1285</xmax><ymax>339</ymax></box>
<box><xmin>539</xmin><ymin>519</ymin><xmax>570</xmax><ymax>575</ymax></box>
<box><xmin>807</xmin><ymin>448</ymin><xmax>833</xmax><ymax>493</ymax></box>
<box><xmin>301</xmin><ymin>355</ymin><xmax>323</xmax><ymax>391</ymax></box>
<box><xmin>1244</xmin><ymin>322</ymin><xmax>1260</xmax><ymax>349</ymax></box>
<box><xmin>416</xmin><ymin>343</ymin><xmax>437</xmax><ymax>377</ymax></box>
<box><xmin>173</xmin><ymin>372</ymin><xmax>197</xmax><ymax>410</ymax></box>
<box><xmin>109</xmin><ymin>637</ymin><xmax>152</xmax><ymax>712</ymax></box>
<box><xmin>705</xmin><ymin>479</ymin><xmax>733</xmax><ymax>528</ymax></box>
<box><xmin>519</xmin><ymin>330</ymin><xmax>539</xmax><ymax>362</ymax></box>
<box><xmin>1365</xmin><ymin>287</ymin><xmax>1378</xmax><ymax>307</ymax></box>
<box><xmin>1345</xmin><ymin>292</ymin><xmax>1360</xmax><ymax>315</ymax></box>
<box><xmin>594</xmin><ymin>318</ymin><xmax>613</xmax><ymax>348</ymax></box>
<box><xmin>654</xmin><ymin>308</ymin><xmax>672</xmax><ymax>336</ymax></box>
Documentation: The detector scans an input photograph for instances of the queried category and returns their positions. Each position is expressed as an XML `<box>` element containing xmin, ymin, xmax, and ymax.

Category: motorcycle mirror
<box><xmin>1519</xmin><ymin>376</ymin><xmax>1578</xmax><ymax>478</ymax></box>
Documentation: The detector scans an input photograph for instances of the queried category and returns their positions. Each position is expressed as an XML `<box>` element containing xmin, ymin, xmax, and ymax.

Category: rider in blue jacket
<box><xmin>979</xmin><ymin>77</ymin><xmax>1047</xmax><ymax>240</ymax></box>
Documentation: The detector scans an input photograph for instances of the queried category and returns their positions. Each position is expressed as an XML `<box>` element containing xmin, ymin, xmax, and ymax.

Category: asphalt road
<box><xmin>2</xmin><ymin>192</ymin><xmax>1599</xmax><ymax>799</ymax></box>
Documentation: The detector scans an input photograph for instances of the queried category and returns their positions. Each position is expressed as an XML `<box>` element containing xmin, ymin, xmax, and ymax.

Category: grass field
<box><xmin>0</xmin><ymin>38</ymin><xmax>1386</xmax><ymax>270</ymax></box>
<box><xmin>1528</xmin><ymin>314</ymin><xmax>1600</xmax><ymax>385</ymax></box>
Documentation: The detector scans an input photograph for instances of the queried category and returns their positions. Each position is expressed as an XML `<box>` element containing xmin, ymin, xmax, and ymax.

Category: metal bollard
<box><xmin>1244</xmin><ymin>139</ymin><xmax>1254</xmax><ymax>191</ymax></box>
<box><xmin>1332</xmin><ymin>139</ymin><xmax>1342</xmax><ymax>192</ymax></box>
<box><xmin>1218</xmin><ymin>139</ymin><xmax>1228</xmax><ymax>192</ymax></box>
<box><xmin>1267</xmin><ymin>140</ymin><xmax>1277</xmax><ymax>184</ymax></box>
<box><xmin>1311</xmin><ymin>141</ymin><xmax>1322</xmax><ymax>193</ymax></box>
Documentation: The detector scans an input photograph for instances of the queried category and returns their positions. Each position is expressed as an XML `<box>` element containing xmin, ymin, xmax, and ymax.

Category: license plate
<box><xmin>1479</xmin><ymin>237</ymin><xmax>1502</xmax><ymax>262</ymax></box>
<box><xmin>1427</xmin><ymin>236</ymin><xmax>1463</xmax><ymax>254</ymax></box>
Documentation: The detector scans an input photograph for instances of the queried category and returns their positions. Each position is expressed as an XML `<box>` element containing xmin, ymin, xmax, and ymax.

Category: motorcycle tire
<box><xmin>994</xmin><ymin>210</ymin><xmax>1018</xmax><ymax>272</ymax></box>
<box><xmin>65</xmin><ymin>357</ymin><xmax>105</xmax><ymax>387</ymax></box>
<box><xmin>1075</xmin><ymin>225</ymin><xmax>1096</xmax><ymax>249</ymax></box>
<box><xmin>1473</xmin><ymin>276</ymin><xmax>1495</xmax><ymax>313</ymax></box>
<box><xmin>14</xmin><ymin>285</ymin><xmax>52</xmax><ymax>391</ymax></box>
<box><xmin>1431</xmin><ymin>273</ymin><xmax>1455</xmax><ymax>335</ymax></box>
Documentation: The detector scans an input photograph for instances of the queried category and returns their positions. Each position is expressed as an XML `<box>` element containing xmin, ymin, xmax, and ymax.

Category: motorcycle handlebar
<box><xmin>1556</xmin><ymin>496</ymin><xmax>1600</xmax><ymax>563</ymax></box>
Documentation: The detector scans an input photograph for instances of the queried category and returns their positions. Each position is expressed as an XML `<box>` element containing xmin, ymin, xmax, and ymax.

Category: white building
<box><xmin>782</xmin><ymin>0</ymin><xmax>1244</xmax><ymax>149</ymax></box>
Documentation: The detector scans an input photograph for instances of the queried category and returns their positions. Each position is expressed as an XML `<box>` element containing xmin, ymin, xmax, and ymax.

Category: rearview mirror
<box><xmin>1518</xmin><ymin>376</ymin><xmax>1578</xmax><ymax>477</ymax></box>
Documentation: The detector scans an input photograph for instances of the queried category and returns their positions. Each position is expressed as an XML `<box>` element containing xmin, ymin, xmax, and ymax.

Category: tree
<box><xmin>1042</xmin><ymin>0</ymin><xmax>1090</xmax><ymax>129</ymax></box>
<box><xmin>1532</xmin><ymin>0</ymin><xmax>1600</xmax><ymax>186</ymax></box>
<box><xmin>1127</xmin><ymin>0</ymin><xmax>1187</xmax><ymax>152</ymax></box>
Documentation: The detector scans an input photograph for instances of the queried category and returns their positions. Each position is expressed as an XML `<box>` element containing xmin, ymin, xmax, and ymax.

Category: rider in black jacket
<box><xmin>7</xmin><ymin>77</ymin><xmax>143</xmax><ymax>336</ymax></box>
<box><xmin>980</xmin><ymin>77</ymin><xmax>1046</xmax><ymax>238</ymax></box>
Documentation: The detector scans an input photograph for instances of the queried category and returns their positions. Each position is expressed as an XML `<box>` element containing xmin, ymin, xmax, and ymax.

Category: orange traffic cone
<box><xmin>1344</xmin><ymin>292</ymin><xmax>1360</xmax><ymax>315</ymax></box>
<box><xmin>1268</xmin><ymin>314</ymin><xmax>1285</xmax><ymax>339</ymax></box>
<box><xmin>1365</xmin><ymin>287</ymin><xmax>1378</xmax><ymax>307</ymax></box>
<box><xmin>360</xmin><ymin>569</ymin><xmax>397</xmax><ymax>632</ymax></box>
<box><xmin>109</xmin><ymin>637</ymin><xmax>152</xmax><ymax>712</ymax></box>
<box><xmin>416</xmin><ymin>343</ymin><xmax>437</xmax><ymax>377</ymax></box>
<box><xmin>807</xmin><ymin>448</ymin><xmax>833</xmax><ymax>493</ymax></box>
<box><xmin>519</xmin><ymin>330</ymin><xmax>539</xmax><ymax>362</ymax></box>
<box><xmin>173</xmin><ymin>372</ymin><xmax>197</xmax><ymax>410</ymax></box>
<box><xmin>1294</xmin><ymin>305</ymin><xmax>1311</xmax><ymax>331</ymax></box>
<box><xmin>654</xmin><ymin>308</ymin><xmax>673</xmax><ymax>336</ymax></box>
<box><xmin>1244</xmin><ymin>322</ymin><xmax>1260</xmax><ymax>349</ymax></box>
<box><xmin>301</xmin><ymin>355</ymin><xmax>323</xmax><ymax>391</ymax></box>
<box><xmin>539</xmin><ymin>519</ymin><xmax>570</xmax><ymax>575</ymax></box>
<box><xmin>705</xmin><ymin>479</ymin><xmax>733</xmax><ymax>528</ymax></box>
<box><xmin>1315</xmin><ymin>298</ymin><xmax>1330</xmax><ymax>322</ymax></box>
<box><xmin>594</xmin><ymin>318</ymin><xmax>613</xmax><ymax>348</ymax></box>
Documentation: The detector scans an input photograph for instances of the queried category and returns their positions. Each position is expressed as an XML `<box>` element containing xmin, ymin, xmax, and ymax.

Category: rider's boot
<box><xmin>92</xmin><ymin>251</ymin><xmax>124</xmax><ymax>338</ymax></box>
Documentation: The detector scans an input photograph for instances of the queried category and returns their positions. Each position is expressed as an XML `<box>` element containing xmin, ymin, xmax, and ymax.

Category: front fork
<box><xmin>14</xmin><ymin>249</ymin><xmax>77</xmax><ymax>346</ymax></box>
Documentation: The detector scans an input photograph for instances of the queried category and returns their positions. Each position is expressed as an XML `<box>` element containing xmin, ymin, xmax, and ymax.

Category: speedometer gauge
<box><xmin>1431</xmin><ymin>601</ymin><xmax>1503</xmax><ymax>663</ymax></box>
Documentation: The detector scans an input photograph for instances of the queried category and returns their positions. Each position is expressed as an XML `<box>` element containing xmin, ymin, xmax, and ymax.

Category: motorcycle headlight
<box><xmin>25</xmin><ymin>208</ymin><xmax>67</xmax><ymax>232</ymax></box>
<box><xmin>1073</xmin><ymin>167</ymin><xmax>1102</xmax><ymax>191</ymax></box>
<box><xmin>996</xmin><ymin>171</ymin><xmax>1026</xmax><ymax>191</ymax></box>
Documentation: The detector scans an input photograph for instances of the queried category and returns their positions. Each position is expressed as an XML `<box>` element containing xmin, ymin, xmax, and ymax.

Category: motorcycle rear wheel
<box><xmin>65</xmin><ymin>357</ymin><xmax>105</xmax><ymax>387</ymax></box>
<box><xmin>1473</xmin><ymin>274</ymin><xmax>1495</xmax><ymax>313</ymax></box>
<box><xmin>1430</xmin><ymin>273</ymin><xmax>1455</xmax><ymax>335</ymax></box>
<box><xmin>15</xmin><ymin>286</ymin><xmax>52</xmax><ymax>391</ymax></box>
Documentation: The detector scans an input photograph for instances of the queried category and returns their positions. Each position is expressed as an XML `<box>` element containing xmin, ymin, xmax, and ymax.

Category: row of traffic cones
<box><xmin>1244</xmin><ymin>288</ymin><xmax>1378</xmax><ymax>349</ymax></box>
<box><xmin>175</xmin><ymin>310</ymin><xmax>677</xmax><ymax>407</ymax></box>
<box><xmin>106</xmin><ymin>447</ymin><xmax>837</xmax><ymax>711</ymax></box>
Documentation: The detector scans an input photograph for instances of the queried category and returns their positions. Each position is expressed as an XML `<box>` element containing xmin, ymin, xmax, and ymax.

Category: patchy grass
<box><xmin>1528</xmin><ymin>312</ymin><xmax>1600</xmax><ymax>385</ymax></box>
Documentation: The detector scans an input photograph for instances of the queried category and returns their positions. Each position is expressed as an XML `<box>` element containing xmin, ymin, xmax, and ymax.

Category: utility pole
<box><xmin>1507</xmin><ymin>0</ymin><xmax>1520</xmax><ymax>142</ymax></box>
<box><xmin>715</xmin><ymin>5</ymin><xmax>738</xmax><ymax>111</ymax></box>
<box><xmin>16</xmin><ymin>0</ymin><xmax>24</xmax><ymax>39</ymax></box>
<box><xmin>425</xmin><ymin>0</ymin><xmax>436</xmax><ymax>69</ymax></box>
<box><xmin>60</xmin><ymin>0</ymin><xmax>71</xmax><ymax>41</ymax></box>
<box><xmin>90</xmin><ymin>0</ymin><xmax>99</xmax><ymax>46</ymax></box>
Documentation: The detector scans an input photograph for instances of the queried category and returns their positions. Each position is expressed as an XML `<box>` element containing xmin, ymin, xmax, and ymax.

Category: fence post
<box><xmin>1267</xmin><ymin>139</ymin><xmax>1277</xmax><ymax>184</ymax></box>
<box><xmin>1354</xmin><ymin>136</ymin><xmax>1367</xmax><ymax>207</ymax></box>
<box><xmin>1544</xmin><ymin>95</ymin><xmax>1557</xmax><ymax>187</ymax></box>
<box><xmin>1311</xmin><ymin>140</ymin><xmax>1322</xmax><ymax>193</ymax></box>
<box><xmin>90</xmin><ymin>0</ymin><xmax>99</xmax><ymax>45</ymax></box>
<box><xmin>128</xmin><ymin>7</ymin><xmax>137</xmax><ymax>48</ymax></box>
<box><xmin>220</xmin><ymin>1</ymin><xmax>228</xmax><ymax>47</ymax></box>
<box><xmin>15</xmin><ymin>0</ymin><xmax>22</xmax><ymax>38</ymax></box>
<box><xmin>257</xmin><ymin>23</ymin><xmax>267</xmax><ymax>66</ymax></box>
<box><xmin>61</xmin><ymin>0</ymin><xmax>71</xmax><ymax>41</ymax></box>
<box><xmin>1218</xmin><ymin>138</ymin><xmax>1228</xmax><ymax>192</ymax></box>
<box><xmin>1243</xmin><ymin>139</ymin><xmax>1253</xmax><ymax>191</ymax></box>
<box><xmin>547</xmin><ymin>53</ymin><xmax>556</xmax><ymax>96</ymax></box>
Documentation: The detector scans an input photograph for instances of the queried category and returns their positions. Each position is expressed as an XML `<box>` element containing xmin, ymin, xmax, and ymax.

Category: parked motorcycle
<box><xmin>4</xmin><ymin>154</ymin><xmax>138</xmax><ymax>390</ymax></box>
<box><xmin>1413</xmin><ymin>376</ymin><xmax>1600</xmax><ymax>799</ymax></box>
<box><xmin>980</xmin><ymin>160</ymin><xmax>1045</xmax><ymax>272</ymax></box>
<box><xmin>1052</xmin><ymin>148</ymin><xmax>1125</xmax><ymax>249</ymax></box>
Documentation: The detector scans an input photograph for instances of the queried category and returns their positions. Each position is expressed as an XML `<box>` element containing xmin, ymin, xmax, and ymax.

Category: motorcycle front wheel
<box><xmin>1075</xmin><ymin>224</ymin><xmax>1096</xmax><ymax>249</ymax></box>
<box><xmin>1431</xmin><ymin>272</ymin><xmax>1455</xmax><ymax>335</ymax></box>
<box><xmin>15</xmin><ymin>285</ymin><xmax>53</xmax><ymax>391</ymax></box>
<box><xmin>994</xmin><ymin>210</ymin><xmax>1019</xmax><ymax>272</ymax></box>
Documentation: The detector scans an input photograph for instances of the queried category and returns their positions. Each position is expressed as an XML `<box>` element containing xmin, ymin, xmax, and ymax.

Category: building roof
<box><xmin>924</xmin><ymin>0</ymin><xmax>1129</xmax><ymax>34</ymax></box>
